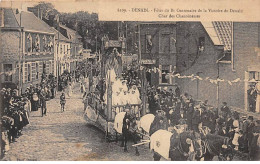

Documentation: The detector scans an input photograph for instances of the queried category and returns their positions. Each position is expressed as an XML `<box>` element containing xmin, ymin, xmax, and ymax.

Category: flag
<box><xmin>232</xmin><ymin>78</ymin><xmax>241</xmax><ymax>83</ymax></box>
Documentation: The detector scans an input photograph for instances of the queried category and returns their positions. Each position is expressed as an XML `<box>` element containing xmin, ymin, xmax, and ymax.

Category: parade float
<box><xmin>83</xmin><ymin>37</ymin><xmax>147</xmax><ymax>141</ymax></box>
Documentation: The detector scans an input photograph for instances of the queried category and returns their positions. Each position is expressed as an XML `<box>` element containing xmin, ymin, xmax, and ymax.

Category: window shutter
<box><xmin>31</xmin><ymin>62</ymin><xmax>36</xmax><ymax>81</ymax></box>
<box><xmin>23</xmin><ymin>63</ymin><xmax>28</xmax><ymax>83</ymax></box>
<box><xmin>159</xmin><ymin>65</ymin><xmax>162</xmax><ymax>84</ymax></box>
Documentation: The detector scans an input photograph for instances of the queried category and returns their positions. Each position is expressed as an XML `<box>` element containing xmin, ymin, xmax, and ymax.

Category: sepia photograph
<box><xmin>0</xmin><ymin>0</ymin><xmax>259</xmax><ymax>161</ymax></box>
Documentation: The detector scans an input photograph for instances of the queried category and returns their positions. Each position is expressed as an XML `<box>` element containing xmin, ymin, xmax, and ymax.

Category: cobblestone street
<box><xmin>2</xmin><ymin>85</ymin><xmax>154</xmax><ymax>161</ymax></box>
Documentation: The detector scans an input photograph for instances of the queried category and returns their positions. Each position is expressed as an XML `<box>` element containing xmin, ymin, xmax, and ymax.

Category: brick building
<box><xmin>0</xmin><ymin>8</ymin><xmax>55</xmax><ymax>92</ymax></box>
<box><xmin>139</xmin><ymin>22</ymin><xmax>177</xmax><ymax>86</ymax></box>
<box><xmin>139</xmin><ymin>21</ymin><xmax>260</xmax><ymax>110</ymax></box>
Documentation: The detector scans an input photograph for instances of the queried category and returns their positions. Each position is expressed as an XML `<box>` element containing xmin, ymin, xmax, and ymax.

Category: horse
<box><xmin>137</xmin><ymin>111</ymin><xmax>203</xmax><ymax>161</ymax></box>
<box><xmin>114</xmin><ymin>111</ymin><xmax>140</xmax><ymax>156</ymax></box>
<box><xmin>151</xmin><ymin>130</ymin><xmax>204</xmax><ymax>161</ymax></box>
<box><xmin>199</xmin><ymin>131</ymin><xmax>234</xmax><ymax>161</ymax></box>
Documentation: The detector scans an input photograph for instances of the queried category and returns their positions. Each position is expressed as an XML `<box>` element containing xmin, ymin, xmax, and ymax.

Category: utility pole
<box><xmin>18</xmin><ymin>6</ymin><xmax>23</xmax><ymax>94</ymax></box>
<box><xmin>125</xmin><ymin>22</ymin><xmax>127</xmax><ymax>54</ymax></box>
<box><xmin>95</xmin><ymin>29</ymin><xmax>98</xmax><ymax>53</ymax></box>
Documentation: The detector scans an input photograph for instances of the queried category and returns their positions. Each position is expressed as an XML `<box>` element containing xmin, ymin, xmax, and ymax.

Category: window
<box><xmin>159</xmin><ymin>32</ymin><xmax>170</xmax><ymax>53</ymax></box>
<box><xmin>51</xmin><ymin>60</ymin><xmax>54</xmax><ymax>74</ymax></box>
<box><xmin>249</xmin><ymin>71</ymin><xmax>260</xmax><ymax>81</ymax></box>
<box><xmin>49</xmin><ymin>36</ymin><xmax>53</xmax><ymax>52</ymax></box>
<box><xmin>36</xmin><ymin>62</ymin><xmax>39</xmax><ymax>79</ymax></box>
<box><xmin>60</xmin><ymin>44</ymin><xmax>63</xmax><ymax>54</ymax></box>
<box><xmin>43</xmin><ymin>35</ymin><xmax>47</xmax><ymax>52</ymax></box>
<box><xmin>145</xmin><ymin>34</ymin><xmax>152</xmax><ymax>53</ymax></box>
<box><xmin>39</xmin><ymin>62</ymin><xmax>43</xmax><ymax>77</ymax></box>
<box><xmin>170</xmin><ymin>36</ymin><xmax>177</xmax><ymax>53</ymax></box>
<box><xmin>159</xmin><ymin>65</ymin><xmax>171</xmax><ymax>84</ymax></box>
<box><xmin>27</xmin><ymin>33</ymin><xmax>32</xmax><ymax>52</ymax></box>
<box><xmin>24</xmin><ymin>63</ymin><xmax>28</xmax><ymax>83</ymax></box>
<box><xmin>27</xmin><ymin>63</ymin><xmax>31</xmax><ymax>82</ymax></box>
<box><xmin>46</xmin><ymin>61</ymin><xmax>50</xmax><ymax>74</ymax></box>
<box><xmin>4</xmin><ymin>64</ymin><xmax>12</xmax><ymax>82</ymax></box>
<box><xmin>198</xmin><ymin>37</ymin><xmax>205</xmax><ymax>52</ymax></box>
<box><xmin>219</xmin><ymin>51</ymin><xmax>231</xmax><ymax>62</ymax></box>
<box><xmin>31</xmin><ymin>62</ymin><xmax>36</xmax><ymax>81</ymax></box>
<box><xmin>34</xmin><ymin>34</ymin><xmax>40</xmax><ymax>52</ymax></box>
<box><xmin>64</xmin><ymin>45</ymin><xmax>66</xmax><ymax>54</ymax></box>
<box><xmin>162</xmin><ymin>69</ymin><xmax>169</xmax><ymax>83</ymax></box>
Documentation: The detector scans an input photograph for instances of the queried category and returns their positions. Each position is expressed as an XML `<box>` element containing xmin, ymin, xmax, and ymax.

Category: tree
<box><xmin>33</xmin><ymin>2</ymin><xmax>59</xmax><ymax>19</ymax></box>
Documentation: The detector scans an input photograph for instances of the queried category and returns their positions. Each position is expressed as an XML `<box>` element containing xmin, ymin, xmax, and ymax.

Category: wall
<box><xmin>0</xmin><ymin>30</ymin><xmax>20</xmax><ymax>84</ymax></box>
<box><xmin>176</xmin><ymin>22</ymin><xmax>223</xmax><ymax>107</ymax></box>
<box><xmin>140</xmin><ymin>23</ymin><xmax>177</xmax><ymax>86</ymax></box>
<box><xmin>218</xmin><ymin>22</ymin><xmax>260</xmax><ymax>109</ymax></box>
<box><xmin>176</xmin><ymin>22</ymin><xmax>260</xmax><ymax>110</ymax></box>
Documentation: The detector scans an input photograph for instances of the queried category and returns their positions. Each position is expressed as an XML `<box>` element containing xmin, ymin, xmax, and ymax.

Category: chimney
<box><xmin>27</xmin><ymin>7</ymin><xmax>42</xmax><ymax>19</ymax></box>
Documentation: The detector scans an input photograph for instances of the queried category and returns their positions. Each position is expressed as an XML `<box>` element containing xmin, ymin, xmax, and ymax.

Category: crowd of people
<box><xmin>1</xmin><ymin>73</ymin><xmax>57</xmax><ymax>156</ymax></box>
<box><xmin>146</xmin><ymin>84</ymin><xmax>260</xmax><ymax>155</ymax></box>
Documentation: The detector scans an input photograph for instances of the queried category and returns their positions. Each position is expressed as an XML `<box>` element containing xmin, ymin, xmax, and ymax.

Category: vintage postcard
<box><xmin>0</xmin><ymin>0</ymin><xmax>259</xmax><ymax>161</ymax></box>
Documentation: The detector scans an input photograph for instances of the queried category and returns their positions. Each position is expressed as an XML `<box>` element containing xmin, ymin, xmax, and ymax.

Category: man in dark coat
<box><xmin>40</xmin><ymin>89</ymin><xmax>47</xmax><ymax>117</ymax></box>
<box><xmin>241</xmin><ymin>116</ymin><xmax>255</xmax><ymax>153</ymax></box>
<box><xmin>191</xmin><ymin>109</ymin><xmax>201</xmax><ymax>132</ymax></box>
<box><xmin>220</xmin><ymin>102</ymin><xmax>231</xmax><ymax>121</ymax></box>
<box><xmin>174</xmin><ymin>85</ymin><xmax>181</xmax><ymax>98</ymax></box>
<box><xmin>186</xmin><ymin>103</ymin><xmax>194</xmax><ymax>130</ymax></box>
<box><xmin>247</xmin><ymin>85</ymin><xmax>257</xmax><ymax>112</ymax></box>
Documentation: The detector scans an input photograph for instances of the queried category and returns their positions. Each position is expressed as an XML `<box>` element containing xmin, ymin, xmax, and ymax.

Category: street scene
<box><xmin>1</xmin><ymin>1</ymin><xmax>260</xmax><ymax>161</ymax></box>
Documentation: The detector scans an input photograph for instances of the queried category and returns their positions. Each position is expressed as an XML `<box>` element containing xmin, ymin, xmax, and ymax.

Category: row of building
<box><xmin>0</xmin><ymin>8</ymin><xmax>83</xmax><ymax>92</ymax></box>
<box><xmin>135</xmin><ymin>22</ymin><xmax>260</xmax><ymax>112</ymax></box>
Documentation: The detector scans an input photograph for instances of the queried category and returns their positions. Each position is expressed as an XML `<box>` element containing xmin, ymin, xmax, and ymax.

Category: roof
<box><xmin>52</xmin><ymin>27</ymin><xmax>71</xmax><ymax>42</ymax></box>
<box><xmin>201</xmin><ymin>22</ymin><xmax>222</xmax><ymax>46</ymax></box>
<box><xmin>212</xmin><ymin>21</ymin><xmax>232</xmax><ymax>51</ymax></box>
<box><xmin>2</xmin><ymin>8</ymin><xmax>19</xmax><ymax>28</ymax></box>
<box><xmin>59</xmin><ymin>24</ymin><xmax>82</xmax><ymax>44</ymax></box>
<box><xmin>202</xmin><ymin>21</ymin><xmax>232</xmax><ymax>52</ymax></box>
<box><xmin>14</xmin><ymin>10</ymin><xmax>54</xmax><ymax>34</ymax></box>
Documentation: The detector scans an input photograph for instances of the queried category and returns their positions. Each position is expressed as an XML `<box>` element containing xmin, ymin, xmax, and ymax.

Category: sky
<box><xmin>0</xmin><ymin>0</ymin><xmax>99</xmax><ymax>13</ymax></box>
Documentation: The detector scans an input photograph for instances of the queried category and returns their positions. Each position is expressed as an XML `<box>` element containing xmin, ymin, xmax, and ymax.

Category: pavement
<box><xmin>2</xmin><ymin>83</ymin><xmax>154</xmax><ymax>161</ymax></box>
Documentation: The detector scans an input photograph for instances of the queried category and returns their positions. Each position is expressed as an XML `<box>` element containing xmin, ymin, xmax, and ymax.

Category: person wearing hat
<box><xmin>191</xmin><ymin>108</ymin><xmax>201</xmax><ymax>132</ymax></box>
<box><xmin>60</xmin><ymin>92</ymin><xmax>66</xmax><ymax>112</ymax></box>
<box><xmin>174</xmin><ymin>85</ymin><xmax>181</xmax><ymax>98</ymax></box>
<box><xmin>121</xmin><ymin>106</ymin><xmax>131</xmax><ymax>151</ymax></box>
<box><xmin>241</xmin><ymin>116</ymin><xmax>255</xmax><ymax>153</ymax></box>
<box><xmin>220</xmin><ymin>102</ymin><xmax>231</xmax><ymax>121</ymax></box>
<box><xmin>40</xmin><ymin>89</ymin><xmax>47</xmax><ymax>116</ymax></box>
<box><xmin>247</xmin><ymin>84</ymin><xmax>257</xmax><ymax>112</ymax></box>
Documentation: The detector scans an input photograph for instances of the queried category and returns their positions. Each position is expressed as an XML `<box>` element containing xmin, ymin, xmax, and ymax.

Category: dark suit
<box><xmin>40</xmin><ymin>91</ymin><xmax>47</xmax><ymax>116</ymax></box>
<box><xmin>191</xmin><ymin>110</ymin><xmax>201</xmax><ymax>132</ymax></box>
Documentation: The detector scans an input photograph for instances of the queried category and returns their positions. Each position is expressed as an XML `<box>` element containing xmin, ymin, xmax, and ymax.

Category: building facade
<box><xmin>139</xmin><ymin>21</ymin><xmax>260</xmax><ymax>111</ymax></box>
<box><xmin>0</xmin><ymin>8</ymin><xmax>55</xmax><ymax>92</ymax></box>
<box><xmin>53</xmin><ymin>28</ymin><xmax>72</xmax><ymax>77</ymax></box>
<box><xmin>139</xmin><ymin>22</ymin><xmax>177</xmax><ymax>86</ymax></box>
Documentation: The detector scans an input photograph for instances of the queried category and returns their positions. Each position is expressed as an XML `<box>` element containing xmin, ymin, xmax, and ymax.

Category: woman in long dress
<box><xmin>67</xmin><ymin>83</ymin><xmax>72</xmax><ymax>97</ymax></box>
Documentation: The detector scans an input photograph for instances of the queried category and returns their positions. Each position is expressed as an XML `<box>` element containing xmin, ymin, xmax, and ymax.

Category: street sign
<box><xmin>141</xmin><ymin>59</ymin><xmax>156</xmax><ymax>64</ymax></box>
